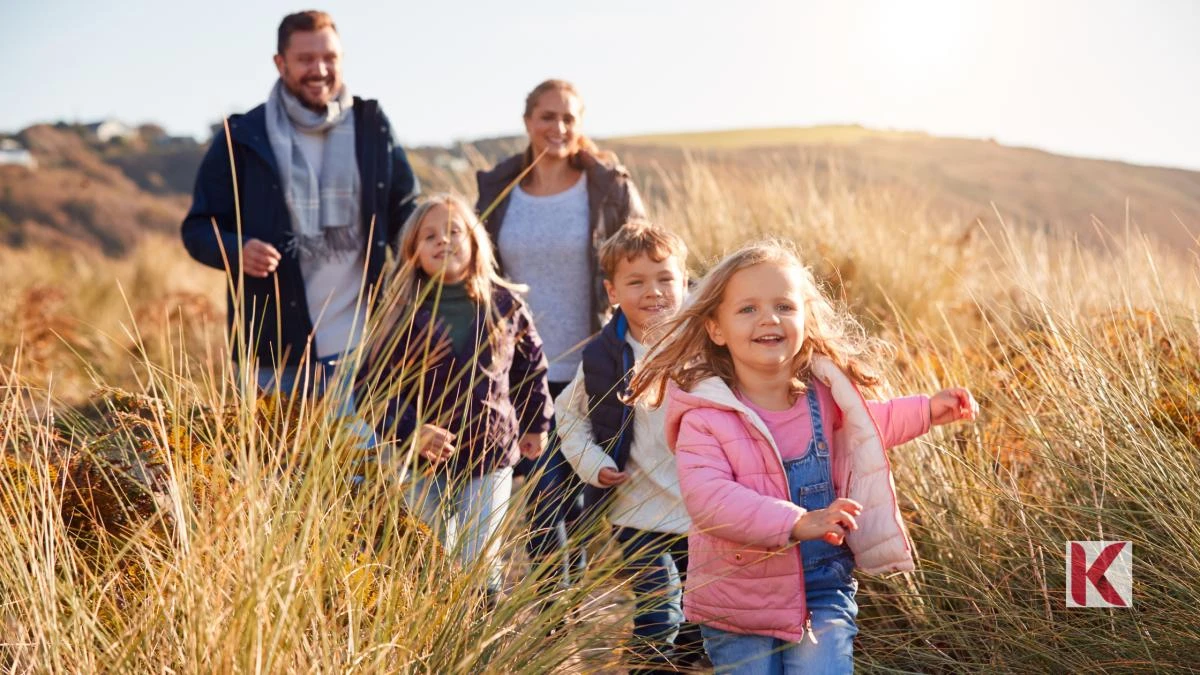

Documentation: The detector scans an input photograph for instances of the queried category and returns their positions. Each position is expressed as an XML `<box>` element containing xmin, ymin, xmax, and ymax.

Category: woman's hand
<box><xmin>518</xmin><ymin>432</ymin><xmax>547</xmax><ymax>460</ymax></box>
<box><xmin>930</xmin><ymin>387</ymin><xmax>980</xmax><ymax>426</ymax></box>
<box><xmin>418</xmin><ymin>424</ymin><xmax>456</xmax><ymax>463</ymax></box>
<box><xmin>791</xmin><ymin>498</ymin><xmax>862</xmax><ymax>546</ymax></box>
<box><xmin>596</xmin><ymin>467</ymin><xmax>629</xmax><ymax>487</ymax></box>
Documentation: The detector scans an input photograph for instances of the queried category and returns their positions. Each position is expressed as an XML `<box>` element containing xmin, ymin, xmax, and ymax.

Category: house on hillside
<box><xmin>84</xmin><ymin>119</ymin><xmax>138</xmax><ymax>144</ymax></box>
<box><xmin>0</xmin><ymin>138</ymin><xmax>36</xmax><ymax>169</ymax></box>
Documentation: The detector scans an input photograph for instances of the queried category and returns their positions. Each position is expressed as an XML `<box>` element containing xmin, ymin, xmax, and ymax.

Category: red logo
<box><xmin>1066</xmin><ymin>541</ymin><xmax>1132</xmax><ymax>608</ymax></box>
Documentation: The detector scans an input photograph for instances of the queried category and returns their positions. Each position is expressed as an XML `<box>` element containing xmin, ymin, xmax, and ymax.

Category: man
<box><xmin>182</xmin><ymin>10</ymin><xmax>419</xmax><ymax>398</ymax></box>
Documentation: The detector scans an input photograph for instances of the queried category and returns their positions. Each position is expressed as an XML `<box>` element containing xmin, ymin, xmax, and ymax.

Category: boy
<box><xmin>556</xmin><ymin>221</ymin><xmax>702</xmax><ymax>673</ymax></box>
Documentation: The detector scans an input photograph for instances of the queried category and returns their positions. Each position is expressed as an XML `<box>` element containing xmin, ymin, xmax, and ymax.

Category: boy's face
<box><xmin>604</xmin><ymin>253</ymin><xmax>686</xmax><ymax>340</ymax></box>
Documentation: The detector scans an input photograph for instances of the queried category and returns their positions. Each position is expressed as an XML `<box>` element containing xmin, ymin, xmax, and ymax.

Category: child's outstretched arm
<box><xmin>868</xmin><ymin>388</ymin><xmax>979</xmax><ymax>449</ymax></box>
<box><xmin>675</xmin><ymin>411</ymin><xmax>805</xmax><ymax>550</ymax></box>
<box><xmin>555</xmin><ymin>367</ymin><xmax>627</xmax><ymax>487</ymax></box>
<box><xmin>866</xmin><ymin>395</ymin><xmax>932</xmax><ymax>450</ymax></box>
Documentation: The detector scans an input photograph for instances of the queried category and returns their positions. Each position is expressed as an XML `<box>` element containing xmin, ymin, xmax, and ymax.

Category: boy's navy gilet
<box><xmin>579</xmin><ymin>308</ymin><xmax>636</xmax><ymax>512</ymax></box>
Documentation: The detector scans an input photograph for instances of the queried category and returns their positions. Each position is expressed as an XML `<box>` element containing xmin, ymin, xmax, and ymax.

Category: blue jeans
<box><xmin>701</xmin><ymin>384</ymin><xmax>858</xmax><ymax>674</ymax></box>
<box><xmin>614</xmin><ymin>528</ymin><xmax>705</xmax><ymax>669</ymax></box>
<box><xmin>256</xmin><ymin>353</ymin><xmax>376</xmax><ymax>450</ymax></box>
<box><xmin>700</xmin><ymin>563</ymin><xmax>858</xmax><ymax>675</ymax></box>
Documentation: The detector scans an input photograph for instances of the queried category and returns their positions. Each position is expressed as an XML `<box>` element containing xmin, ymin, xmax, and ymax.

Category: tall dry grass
<box><xmin>2</xmin><ymin>153</ymin><xmax>1199</xmax><ymax>672</ymax></box>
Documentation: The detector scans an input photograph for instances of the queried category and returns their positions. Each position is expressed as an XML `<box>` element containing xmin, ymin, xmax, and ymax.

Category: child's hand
<box><xmin>791</xmin><ymin>498</ymin><xmax>862</xmax><ymax>546</ymax></box>
<box><xmin>930</xmin><ymin>387</ymin><xmax>979</xmax><ymax>426</ymax></box>
<box><xmin>597</xmin><ymin>467</ymin><xmax>629</xmax><ymax>487</ymax></box>
<box><xmin>518</xmin><ymin>432</ymin><xmax>547</xmax><ymax>460</ymax></box>
<box><xmin>418</xmin><ymin>424</ymin><xmax>456</xmax><ymax>463</ymax></box>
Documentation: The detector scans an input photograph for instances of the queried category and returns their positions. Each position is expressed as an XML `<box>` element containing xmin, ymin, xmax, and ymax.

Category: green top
<box><xmin>425</xmin><ymin>281</ymin><xmax>478</xmax><ymax>354</ymax></box>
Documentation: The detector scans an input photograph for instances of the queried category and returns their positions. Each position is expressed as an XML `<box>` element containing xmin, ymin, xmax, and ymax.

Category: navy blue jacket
<box><xmin>181</xmin><ymin>97</ymin><xmax>420</xmax><ymax>366</ymax></box>
<box><xmin>579</xmin><ymin>307</ymin><xmax>636</xmax><ymax>510</ymax></box>
<box><xmin>359</xmin><ymin>283</ymin><xmax>553</xmax><ymax>477</ymax></box>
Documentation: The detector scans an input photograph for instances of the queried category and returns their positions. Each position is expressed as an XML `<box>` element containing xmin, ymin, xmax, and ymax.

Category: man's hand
<box><xmin>242</xmin><ymin>239</ymin><xmax>281</xmax><ymax>278</ymax></box>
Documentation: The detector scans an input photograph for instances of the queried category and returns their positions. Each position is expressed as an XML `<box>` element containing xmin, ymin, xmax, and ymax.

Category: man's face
<box><xmin>273</xmin><ymin>27</ymin><xmax>343</xmax><ymax>112</ymax></box>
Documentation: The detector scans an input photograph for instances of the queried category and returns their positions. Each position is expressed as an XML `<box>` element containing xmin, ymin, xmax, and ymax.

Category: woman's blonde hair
<box><xmin>627</xmin><ymin>240</ymin><xmax>888</xmax><ymax>407</ymax></box>
<box><xmin>368</xmin><ymin>193</ymin><xmax>525</xmax><ymax>363</ymax></box>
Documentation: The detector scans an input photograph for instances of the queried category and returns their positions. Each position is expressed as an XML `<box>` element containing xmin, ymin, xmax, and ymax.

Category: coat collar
<box><xmin>224</xmin><ymin>104</ymin><xmax>278</xmax><ymax>176</ymax></box>
<box><xmin>665</xmin><ymin>355</ymin><xmax>847</xmax><ymax>462</ymax></box>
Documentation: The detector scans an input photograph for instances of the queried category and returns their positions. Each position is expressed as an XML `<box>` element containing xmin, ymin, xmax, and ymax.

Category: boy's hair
<box><xmin>598</xmin><ymin>220</ymin><xmax>689</xmax><ymax>280</ymax></box>
<box><xmin>277</xmin><ymin>10</ymin><xmax>337</xmax><ymax>55</ymax></box>
<box><xmin>627</xmin><ymin>239</ymin><xmax>888</xmax><ymax>407</ymax></box>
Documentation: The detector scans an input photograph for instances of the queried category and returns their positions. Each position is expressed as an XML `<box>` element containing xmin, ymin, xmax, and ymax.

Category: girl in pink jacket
<box><xmin>627</xmin><ymin>241</ymin><xmax>978</xmax><ymax>673</ymax></box>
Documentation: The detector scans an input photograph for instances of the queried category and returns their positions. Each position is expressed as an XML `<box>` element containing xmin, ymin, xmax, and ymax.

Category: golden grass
<box><xmin>1</xmin><ymin>152</ymin><xmax>1198</xmax><ymax>672</ymax></box>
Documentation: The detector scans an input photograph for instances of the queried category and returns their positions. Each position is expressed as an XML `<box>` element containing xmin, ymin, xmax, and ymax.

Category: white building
<box><xmin>84</xmin><ymin>119</ymin><xmax>138</xmax><ymax>143</ymax></box>
<box><xmin>0</xmin><ymin>139</ymin><xmax>36</xmax><ymax>169</ymax></box>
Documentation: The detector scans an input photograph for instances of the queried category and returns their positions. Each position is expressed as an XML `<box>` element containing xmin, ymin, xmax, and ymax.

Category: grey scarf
<box><xmin>265</xmin><ymin>79</ymin><xmax>361</xmax><ymax>262</ymax></box>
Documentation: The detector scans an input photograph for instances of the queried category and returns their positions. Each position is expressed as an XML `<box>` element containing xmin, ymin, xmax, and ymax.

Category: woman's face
<box><xmin>524</xmin><ymin>88</ymin><xmax>583</xmax><ymax>160</ymax></box>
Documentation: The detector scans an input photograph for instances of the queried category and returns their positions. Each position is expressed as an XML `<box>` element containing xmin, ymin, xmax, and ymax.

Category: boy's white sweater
<box><xmin>555</xmin><ymin>336</ymin><xmax>691</xmax><ymax>535</ymax></box>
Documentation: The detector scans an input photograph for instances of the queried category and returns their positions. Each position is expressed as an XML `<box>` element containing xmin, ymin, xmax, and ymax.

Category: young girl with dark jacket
<box><xmin>360</xmin><ymin>193</ymin><xmax>552</xmax><ymax>604</ymax></box>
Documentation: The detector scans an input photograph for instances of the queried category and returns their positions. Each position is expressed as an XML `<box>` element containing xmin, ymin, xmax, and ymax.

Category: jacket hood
<box><xmin>664</xmin><ymin>355</ymin><xmax>853</xmax><ymax>459</ymax></box>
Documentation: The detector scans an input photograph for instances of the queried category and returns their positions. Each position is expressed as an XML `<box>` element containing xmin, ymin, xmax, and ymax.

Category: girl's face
<box><xmin>524</xmin><ymin>89</ymin><xmax>583</xmax><ymax>160</ymax></box>
<box><xmin>413</xmin><ymin>204</ymin><xmax>473</xmax><ymax>284</ymax></box>
<box><xmin>706</xmin><ymin>263</ymin><xmax>808</xmax><ymax>377</ymax></box>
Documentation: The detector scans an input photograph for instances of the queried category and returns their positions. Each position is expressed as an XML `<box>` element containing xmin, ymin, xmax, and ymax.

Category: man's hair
<box><xmin>598</xmin><ymin>219</ymin><xmax>689</xmax><ymax>280</ymax></box>
<box><xmin>277</xmin><ymin>10</ymin><xmax>337</xmax><ymax>55</ymax></box>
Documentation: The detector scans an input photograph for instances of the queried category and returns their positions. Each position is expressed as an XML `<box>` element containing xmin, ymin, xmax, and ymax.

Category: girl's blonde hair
<box><xmin>368</xmin><ymin>193</ymin><xmax>525</xmax><ymax>363</ymax></box>
<box><xmin>627</xmin><ymin>240</ymin><xmax>888</xmax><ymax>407</ymax></box>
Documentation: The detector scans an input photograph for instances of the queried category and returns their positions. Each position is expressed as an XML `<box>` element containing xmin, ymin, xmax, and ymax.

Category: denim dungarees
<box><xmin>700</xmin><ymin>384</ymin><xmax>861</xmax><ymax>673</ymax></box>
<box><xmin>781</xmin><ymin>384</ymin><xmax>859</xmax><ymax>668</ymax></box>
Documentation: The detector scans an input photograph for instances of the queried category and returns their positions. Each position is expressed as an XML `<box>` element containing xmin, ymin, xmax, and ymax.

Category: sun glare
<box><xmin>859</xmin><ymin>0</ymin><xmax>977</xmax><ymax>93</ymax></box>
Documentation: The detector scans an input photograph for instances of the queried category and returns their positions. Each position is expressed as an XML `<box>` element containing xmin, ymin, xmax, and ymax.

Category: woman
<box><xmin>476</xmin><ymin>79</ymin><xmax>646</xmax><ymax>594</ymax></box>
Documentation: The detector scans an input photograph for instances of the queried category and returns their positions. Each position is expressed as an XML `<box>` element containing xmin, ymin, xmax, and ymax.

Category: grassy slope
<box><xmin>609</xmin><ymin>126</ymin><xmax>1200</xmax><ymax>254</ymax></box>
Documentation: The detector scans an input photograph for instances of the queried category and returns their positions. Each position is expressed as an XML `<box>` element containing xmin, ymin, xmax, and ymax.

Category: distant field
<box><xmin>609</xmin><ymin>124</ymin><xmax>924</xmax><ymax>149</ymax></box>
<box><xmin>606</xmin><ymin>125</ymin><xmax>1200</xmax><ymax>254</ymax></box>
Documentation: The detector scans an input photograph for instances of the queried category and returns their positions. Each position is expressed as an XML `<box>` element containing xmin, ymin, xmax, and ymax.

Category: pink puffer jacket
<box><xmin>664</xmin><ymin>356</ymin><xmax>931</xmax><ymax>641</ymax></box>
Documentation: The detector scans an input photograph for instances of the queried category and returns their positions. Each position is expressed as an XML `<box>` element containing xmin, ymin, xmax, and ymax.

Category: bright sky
<box><xmin>3</xmin><ymin>0</ymin><xmax>1198</xmax><ymax>169</ymax></box>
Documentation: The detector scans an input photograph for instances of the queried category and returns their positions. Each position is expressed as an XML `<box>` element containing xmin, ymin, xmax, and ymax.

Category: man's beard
<box><xmin>285</xmin><ymin>74</ymin><xmax>337</xmax><ymax>112</ymax></box>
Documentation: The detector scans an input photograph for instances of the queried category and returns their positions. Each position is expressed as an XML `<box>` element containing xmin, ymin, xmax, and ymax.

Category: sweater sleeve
<box><xmin>555</xmin><ymin>365</ymin><xmax>619</xmax><ymax>487</ymax></box>
<box><xmin>674</xmin><ymin>410</ymin><xmax>805</xmax><ymax>550</ymax></box>
<box><xmin>867</xmin><ymin>395</ymin><xmax>932</xmax><ymax>450</ymax></box>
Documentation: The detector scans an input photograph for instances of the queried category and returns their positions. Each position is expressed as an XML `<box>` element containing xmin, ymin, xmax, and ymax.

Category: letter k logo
<box><xmin>1068</xmin><ymin>541</ymin><xmax>1133</xmax><ymax>608</ymax></box>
